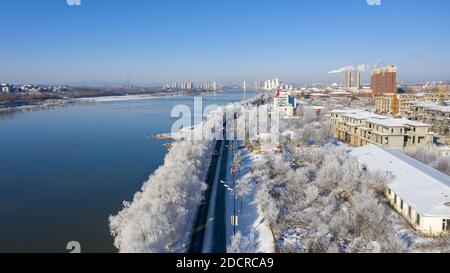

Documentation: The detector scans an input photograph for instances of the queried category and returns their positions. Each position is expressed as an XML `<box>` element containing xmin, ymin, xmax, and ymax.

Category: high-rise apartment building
<box><xmin>181</xmin><ymin>82</ymin><xmax>194</xmax><ymax>90</ymax></box>
<box><xmin>371</xmin><ymin>65</ymin><xmax>397</xmax><ymax>95</ymax></box>
<box><xmin>262</xmin><ymin>78</ymin><xmax>281</xmax><ymax>91</ymax></box>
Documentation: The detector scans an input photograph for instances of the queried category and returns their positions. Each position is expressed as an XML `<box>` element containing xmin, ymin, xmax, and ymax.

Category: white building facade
<box><xmin>350</xmin><ymin>144</ymin><xmax>450</xmax><ymax>235</ymax></box>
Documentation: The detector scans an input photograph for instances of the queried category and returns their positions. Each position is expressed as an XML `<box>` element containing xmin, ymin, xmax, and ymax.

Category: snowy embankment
<box><xmin>109</xmin><ymin>139</ymin><xmax>212</xmax><ymax>253</ymax></box>
<box><xmin>109</xmin><ymin>96</ymin><xmax>262</xmax><ymax>253</ymax></box>
<box><xmin>74</xmin><ymin>94</ymin><xmax>161</xmax><ymax>103</ymax></box>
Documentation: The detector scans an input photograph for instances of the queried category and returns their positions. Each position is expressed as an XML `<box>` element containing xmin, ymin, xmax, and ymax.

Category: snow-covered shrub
<box><xmin>109</xmin><ymin>140</ymin><xmax>212</xmax><ymax>253</ymax></box>
<box><xmin>250</xmin><ymin>145</ymin><xmax>412</xmax><ymax>253</ymax></box>
<box><xmin>406</xmin><ymin>147</ymin><xmax>438</xmax><ymax>165</ymax></box>
<box><xmin>433</xmin><ymin>156</ymin><xmax>450</xmax><ymax>176</ymax></box>
<box><xmin>406</xmin><ymin>147</ymin><xmax>450</xmax><ymax>176</ymax></box>
<box><xmin>235</xmin><ymin>177</ymin><xmax>253</xmax><ymax>198</ymax></box>
<box><xmin>228</xmin><ymin>231</ymin><xmax>257</xmax><ymax>253</ymax></box>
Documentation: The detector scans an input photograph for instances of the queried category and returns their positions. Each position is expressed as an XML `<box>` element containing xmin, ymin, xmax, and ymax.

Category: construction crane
<box><xmin>391</xmin><ymin>94</ymin><xmax>399</xmax><ymax>118</ymax></box>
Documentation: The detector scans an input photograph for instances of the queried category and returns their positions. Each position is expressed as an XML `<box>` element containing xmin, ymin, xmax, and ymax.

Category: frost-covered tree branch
<box><xmin>250</xmin><ymin>147</ymin><xmax>411</xmax><ymax>253</ymax></box>
<box><xmin>406</xmin><ymin>147</ymin><xmax>450</xmax><ymax>176</ymax></box>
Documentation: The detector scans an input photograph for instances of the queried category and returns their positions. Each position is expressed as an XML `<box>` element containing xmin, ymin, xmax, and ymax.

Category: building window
<box><xmin>416</xmin><ymin>213</ymin><xmax>421</xmax><ymax>226</ymax></box>
<box><xmin>400</xmin><ymin>200</ymin><xmax>404</xmax><ymax>210</ymax></box>
<box><xmin>408</xmin><ymin>206</ymin><xmax>412</xmax><ymax>218</ymax></box>
<box><xmin>388</xmin><ymin>188</ymin><xmax>392</xmax><ymax>196</ymax></box>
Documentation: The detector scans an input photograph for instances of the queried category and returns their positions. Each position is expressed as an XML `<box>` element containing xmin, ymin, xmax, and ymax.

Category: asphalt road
<box><xmin>188</xmin><ymin>120</ymin><xmax>229</xmax><ymax>253</ymax></box>
<box><xmin>209</xmin><ymin>139</ymin><xmax>230</xmax><ymax>253</ymax></box>
<box><xmin>188</xmin><ymin>96</ymin><xmax>266</xmax><ymax>253</ymax></box>
<box><xmin>187</xmin><ymin>138</ymin><xmax>223</xmax><ymax>253</ymax></box>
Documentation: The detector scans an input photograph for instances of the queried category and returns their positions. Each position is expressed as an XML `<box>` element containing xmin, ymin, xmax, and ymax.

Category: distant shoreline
<box><xmin>0</xmin><ymin>90</ymin><xmax>223</xmax><ymax>113</ymax></box>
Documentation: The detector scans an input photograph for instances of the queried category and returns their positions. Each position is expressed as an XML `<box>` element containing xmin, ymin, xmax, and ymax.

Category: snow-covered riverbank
<box><xmin>109</xmin><ymin>95</ymin><xmax>265</xmax><ymax>253</ymax></box>
<box><xmin>74</xmin><ymin>94</ymin><xmax>161</xmax><ymax>103</ymax></box>
<box><xmin>0</xmin><ymin>99</ymin><xmax>69</xmax><ymax>112</ymax></box>
<box><xmin>0</xmin><ymin>90</ymin><xmax>221</xmax><ymax>113</ymax></box>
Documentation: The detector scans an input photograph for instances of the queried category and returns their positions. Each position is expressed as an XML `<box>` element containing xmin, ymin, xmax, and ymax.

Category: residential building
<box><xmin>199</xmin><ymin>82</ymin><xmax>216</xmax><ymax>90</ymax></box>
<box><xmin>375</xmin><ymin>93</ymin><xmax>397</xmax><ymax>115</ymax></box>
<box><xmin>273</xmin><ymin>90</ymin><xmax>296</xmax><ymax>117</ymax></box>
<box><xmin>371</xmin><ymin>65</ymin><xmax>397</xmax><ymax>95</ymax></box>
<box><xmin>350</xmin><ymin>144</ymin><xmax>450</xmax><ymax>235</ymax></box>
<box><xmin>262</xmin><ymin>78</ymin><xmax>281</xmax><ymax>91</ymax></box>
<box><xmin>329</xmin><ymin>91</ymin><xmax>352</xmax><ymax>98</ymax></box>
<box><xmin>374</xmin><ymin>87</ymin><xmax>450</xmax><ymax>144</ymax></box>
<box><xmin>20</xmin><ymin>85</ymin><xmax>37</xmax><ymax>92</ymax></box>
<box><xmin>375</xmin><ymin>92</ymin><xmax>445</xmax><ymax>115</ymax></box>
<box><xmin>260</xmin><ymin>78</ymin><xmax>295</xmax><ymax>91</ymax></box>
<box><xmin>181</xmin><ymin>82</ymin><xmax>194</xmax><ymax>90</ymax></box>
<box><xmin>28</xmin><ymin>88</ymin><xmax>41</xmax><ymax>95</ymax></box>
<box><xmin>402</xmin><ymin>101</ymin><xmax>450</xmax><ymax>144</ymax></box>
<box><xmin>326</xmin><ymin>109</ymin><xmax>433</xmax><ymax>150</ymax></box>
<box><xmin>163</xmin><ymin>83</ymin><xmax>178</xmax><ymax>90</ymax></box>
<box><xmin>1</xmin><ymin>83</ymin><xmax>11</xmax><ymax>93</ymax></box>
<box><xmin>254</xmin><ymin>81</ymin><xmax>262</xmax><ymax>90</ymax></box>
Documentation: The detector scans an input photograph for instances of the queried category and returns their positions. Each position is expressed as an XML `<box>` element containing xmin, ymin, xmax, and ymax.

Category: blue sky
<box><xmin>0</xmin><ymin>0</ymin><xmax>449</xmax><ymax>86</ymax></box>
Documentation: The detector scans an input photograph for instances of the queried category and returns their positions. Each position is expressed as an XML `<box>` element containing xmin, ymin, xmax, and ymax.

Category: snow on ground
<box><xmin>278</xmin><ymin>228</ymin><xmax>304</xmax><ymax>251</ymax></box>
<box><xmin>225</xmin><ymin>147</ymin><xmax>275</xmax><ymax>253</ymax></box>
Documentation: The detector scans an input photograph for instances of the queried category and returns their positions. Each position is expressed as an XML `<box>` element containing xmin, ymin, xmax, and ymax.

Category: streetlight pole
<box><xmin>232</xmin><ymin>114</ymin><xmax>237</xmax><ymax>236</ymax></box>
<box><xmin>221</xmin><ymin>179</ymin><xmax>237</xmax><ymax>236</ymax></box>
<box><xmin>233</xmin><ymin>165</ymin><xmax>236</xmax><ymax>236</ymax></box>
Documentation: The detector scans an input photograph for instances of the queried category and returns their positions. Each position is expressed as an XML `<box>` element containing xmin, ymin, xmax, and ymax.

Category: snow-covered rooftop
<box><xmin>350</xmin><ymin>145</ymin><xmax>450</xmax><ymax>217</ymax></box>
<box><xmin>367</xmin><ymin>118</ymin><xmax>430</xmax><ymax>127</ymax></box>
<box><xmin>331</xmin><ymin>109</ymin><xmax>387</xmax><ymax>120</ymax></box>
<box><xmin>408</xmin><ymin>101</ymin><xmax>450</xmax><ymax>113</ymax></box>
<box><xmin>331</xmin><ymin>109</ymin><xmax>430</xmax><ymax>127</ymax></box>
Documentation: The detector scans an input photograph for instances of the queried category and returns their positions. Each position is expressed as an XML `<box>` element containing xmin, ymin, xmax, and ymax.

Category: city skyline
<box><xmin>0</xmin><ymin>0</ymin><xmax>449</xmax><ymax>85</ymax></box>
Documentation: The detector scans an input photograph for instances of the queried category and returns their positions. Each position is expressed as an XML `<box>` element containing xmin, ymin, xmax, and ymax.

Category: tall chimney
<box><xmin>439</xmin><ymin>84</ymin><xmax>447</xmax><ymax>106</ymax></box>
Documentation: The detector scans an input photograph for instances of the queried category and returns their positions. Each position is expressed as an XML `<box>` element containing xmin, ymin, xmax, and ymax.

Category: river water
<box><xmin>0</xmin><ymin>90</ymin><xmax>255</xmax><ymax>253</ymax></box>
